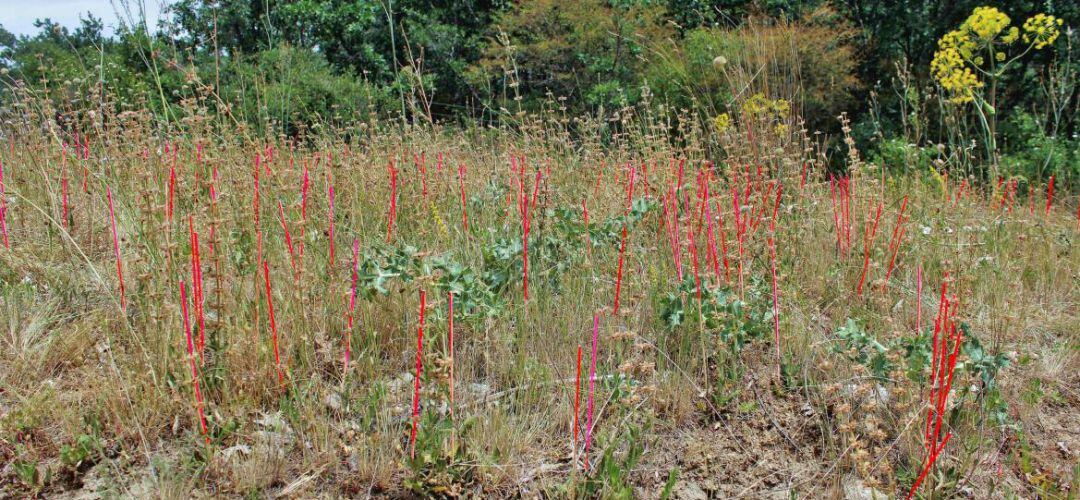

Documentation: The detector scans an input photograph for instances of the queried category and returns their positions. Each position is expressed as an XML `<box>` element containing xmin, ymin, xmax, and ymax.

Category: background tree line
<box><xmin>1</xmin><ymin>0</ymin><xmax>1077</xmax><ymax>181</ymax></box>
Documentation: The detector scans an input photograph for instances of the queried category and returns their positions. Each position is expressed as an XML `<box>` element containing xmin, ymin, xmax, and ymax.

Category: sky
<box><xmin>0</xmin><ymin>0</ymin><xmax>169</xmax><ymax>38</ymax></box>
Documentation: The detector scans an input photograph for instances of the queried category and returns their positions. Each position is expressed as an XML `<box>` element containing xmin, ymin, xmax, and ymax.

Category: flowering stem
<box><xmin>179</xmin><ymin>281</ymin><xmax>209</xmax><ymax>442</ymax></box>
<box><xmin>106</xmin><ymin>187</ymin><xmax>125</xmax><ymax>311</ymax></box>
<box><xmin>584</xmin><ymin>314</ymin><xmax>600</xmax><ymax>472</ymax></box>
<box><xmin>409</xmin><ymin>290</ymin><xmax>426</xmax><ymax>458</ymax></box>
<box><xmin>263</xmin><ymin>260</ymin><xmax>285</xmax><ymax>391</ymax></box>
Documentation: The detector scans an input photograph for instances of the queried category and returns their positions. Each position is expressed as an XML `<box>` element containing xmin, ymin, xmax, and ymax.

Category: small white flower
<box><xmin>921</xmin><ymin>226</ymin><xmax>932</xmax><ymax>235</ymax></box>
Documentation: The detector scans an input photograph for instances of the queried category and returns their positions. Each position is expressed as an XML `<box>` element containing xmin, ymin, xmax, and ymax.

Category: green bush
<box><xmin>219</xmin><ymin>45</ymin><xmax>392</xmax><ymax>136</ymax></box>
<box><xmin>645</xmin><ymin>8</ymin><xmax>860</xmax><ymax>133</ymax></box>
<box><xmin>1000</xmin><ymin>112</ymin><xmax>1079</xmax><ymax>186</ymax></box>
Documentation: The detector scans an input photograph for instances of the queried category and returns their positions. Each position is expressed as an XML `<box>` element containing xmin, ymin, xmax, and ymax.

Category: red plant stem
<box><xmin>612</xmin><ymin>167</ymin><xmax>637</xmax><ymax>311</ymax></box>
<box><xmin>189</xmin><ymin>217</ymin><xmax>206</xmax><ymax>355</ymax></box>
<box><xmin>522</xmin><ymin>170</ymin><xmax>542</xmax><ymax>300</ymax></box>
<box><xmin>882</xmin><ymin>196</ymin><xmax>909</xmax><ymax>290</ymax></box>
<box><xmin>768</xmin><ymin>234</ymin><xmax>781</xmax><ymax>373</ymax></box>
<box><xmin>253</xmin><ymin>155</ymin><xmax>261</xmax><ymax>227</ymax></box>
<box><xmin>448</xmin><ymin>292</ymin><xmax>455</xmax><ymax>420</ymax></box>
<box><xmin>584</xmin><ymin>314</ymin><xmax>600</xmax><ymax>471</ymax></box>
<box><xmin>61</xmin><ymin>145</ymin><xmax>70</xmax><ymax>229</ymax></box>
<box><xmin>522</xmin><ymin>188</ymin><xmax>531</xmax><ymax>301</ymax></box>
<box><xmin>1046</xmin><ymin>175</ymin><xmax>1054</xmax><ymax>215</ymax></box>
<box><xmin>829</xmin><ymin>176</ymin><xmax>841</xmax><ymax>253</ymax></box>
<box><xmin>800</xmin><ymin>161</ymin><xmax>809</xmax><ymax>192</ymax></box>
<box><xmin>686</xmin><ymin>192</ymin><xmax>701</xmax><ymax>302</ymax></box>
<box><xmin>179</xmin><ymin>281</ymin><xmax>209</xmax><ymax>441</ymax></box>
<box><xmin>953</xmin><ymin>179</ymin><xmax>967</xmax><ymax>205</ymax></box>
<box><xmin>925</xmin><ymin>276</ymin><xmax>948</xmax><ymax>445</ymax></box>
<box><xmin>668</xmin><ymin>190</ymin><xmax>683</xmax><ymax>280</ymax></box>
<box><xmin>770</xmin><ymin>183</ymin><xmax>782</xmax><ymax>231</ymax></box>
<box><xmin>906</xmin><ymin>432</ymin><xmax>953</xmax><ymax>500</ymax></box>
<box><xmin>998</xmin><ymin>179</ymin><xmax>1010</xmax><ymax>211</ymax></box>
<box><xmin>386</xmin><ymin>162</ymin><xmax>398</xmax><ymax>243</ymax></box>
<box><xmin>416</xmin><ymin>152</ymin><xmax>428</xmax><ymax>198</ymax></box>
<box><xmin>343</xmin><ymin>238</ymin><xmax>360</xmax><ymax>377</ymax></box>
<box><xmin>911</xmin><ymin>277</ymin><xmax>964</xmax><ymax>500</ymax></box>
<box><xmin>263</xmin><ymin>260</ymin><xmax>285</xmax><ymax>390</ymax></box>
<box><xmin>106</xmin><ymin>187</ymin><xmax>125</xmax><ymax>311</ymax></box>
<box><xmin>715</xmin><ymin>198</ymin><xmax>731</xmax><ymax>282</ymax></box>
<box><xmin>299</xmin><ymin>167</ymin><xmax>310</xmax><ymax>261</ymax></box>
<box><xmin>254</xmin><ymin>160</ymin><xmax>265</xmax><ymax>274</ymax></box>
<box><xmin>573</xmin><ymin>345</ymin><xmax>582</xmax><ymax>466</ymax></box>
<box><xmin>328</xmin><ymin>183</ymin><xmax>336</xmax><ymax>265</ymax></box>
<box><xmin>704</xmin><ymin>189</ymin><xmax>721</xmax><ymax>283</ymax></box>
<box><xmin>857</xmin><ymin>202</ymin><xmax>884</xmax><ymax>296</ymax></box>
<box><xmin>916</xmin><ymin>265</ymin><xmax>923</xmax><ymax>335</ymax></box>
<box><xmin>0</xmin><ymin>160</ymin><xmax>9</xmax><ymax>249</ymax></box>
<box><xmin>457</xmin><ymin>165</ymin><xmax>469</xmax><ymax>233</ymax></box>
<box><xmin>277</xmin><ymin>201</ymin><xmax>298</xmax><ymax>279</ymax></box>
<box><xmin>842</xmin><ymin>178</ymin><xmax>852</xmax><ymax>254</ymax></box>
<box><xmin>613</xmin><ymin>223</ymin><xmax>630</xmax><ymax>314</ymax></box>
<box><xmin>731</xmin><ymin>186</ymin><xmax>745</xmax><ymax>299</ymax></box>
<box><xmin>409</xmin><ymin>290</ymin><xmax>426</xmax><ymax>458</ymax></box>
<box><xmin>263</xmin><ymin>145</ymin><xmax>273</xmax><ymax>174</ymax></box>
<box><xmin>436</xmin><ymin>152</ymin><xmax>443</xmax><ymax>173</ymax></box>
<box><xmin>168</xmin><ymin>161</ymin><xmax>176</xmax><ymax>224</ymax></box>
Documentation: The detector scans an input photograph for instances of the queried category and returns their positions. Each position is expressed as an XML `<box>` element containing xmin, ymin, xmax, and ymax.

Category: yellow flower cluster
<box><xmin>1023</xmin><ymin>14</ymin><xmax>1063</xmax><ymax>49</ymax></box>
<box><xmin>740</xmin><ymin>93</ymin><xmax>790</xmax><ymax>118</ymax></box>
<box><xmin>965</xmin><ymin>6</ymin><xmax>1011</xmax><ymax>41</ymax></box>
<box><xmin>929</xmin><ymin>6</ymin><xmax>1066</xmax><ymax>104</ymax></box>
<box><xmin>931</xmin><ymin>37</ymin><xmax>983</xmax><ymax>103</ymax></box>
<box><xmin>714</xmin><ymin>113</ymin><xmax>732</xmax><ymax>133</ymax></box>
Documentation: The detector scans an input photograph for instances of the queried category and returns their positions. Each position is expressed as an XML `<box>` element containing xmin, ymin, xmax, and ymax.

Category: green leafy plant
<box><xmin>404</xmin><ymin>411</ymin><xmax>477</xmax><ymax>496</ymax></box>
<box><xmin>578</xmin><ymin>424</ymin><xmax>647</xmax><ymax>499</ymax></box>
<box><xmin>59</xmin><ymin>433</ymin><xmax>101</xmax><ymax>468</ymax></box>
<box><xmin>832</xmin><ymin>318</ymin><xmax>892</xmax><ymax>379</ymax></box>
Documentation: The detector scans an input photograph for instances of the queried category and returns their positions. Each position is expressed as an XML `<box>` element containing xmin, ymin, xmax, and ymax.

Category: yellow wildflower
<box><xmin>741</xmin><ymin>93</ymin><xmax>770</xmax><ymax>116</ymax></box>
<box><xmin>772</xmin><ymin>99</ymin><xmax>790</xmax><ymax>117</ymax></box>
<box><xmin>1002</xmin><ymin>26</ymin><xmax>1020</xmax><ymax>44</ymax></box>
<box><xmin>963</xmin><ymin>6</ymin><xmax>1010</xmax><ymax>41</ymax></box>
<box><xmin>714</xmin><ymin>113</ymin><xmax>731</xmax><ymax>132</ymax></box>
<box><xmin>1023</xmin><ymin>14</ymin><xmax>1062</xmax><ymax>49</ymax></box>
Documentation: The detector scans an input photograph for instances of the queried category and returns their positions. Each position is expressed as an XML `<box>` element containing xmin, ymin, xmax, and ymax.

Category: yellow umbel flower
<box><xmin>1023</xmin><ymin>14</ymin><xmax>1062</xmax><ymax>49</ymax></box>
<box><xmin>714</xmin><ymin>113</ymin><xmax>731</xmax><ymax>132</ymax></box>
<box><xmin>739</xmin><ymin>94</ymin><xmax>789</xmax><ymax>120</ymax></box>
<box><xmin>1002</xmin><ymin>26</ymin><xmax>1020</xmax><ymax>44</ymax></box>
<box><xmin>741</xmin><ymin>93</ymin><xmax>771</xmax><ymax>116</ymax></box>
<box><xmin>931</xmin><ymin>40</ymin><xmax>983</xmax><ymax>103</ymax></box>
<box><xmin>772</xmin><ymin>99</ymin><xmax>790</xmax><ymax>117</ymax></box>
<box><xmin>963</xmin><ymin>6</ymin><xmax>1010</xmax><ymax>41</ymax></box>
